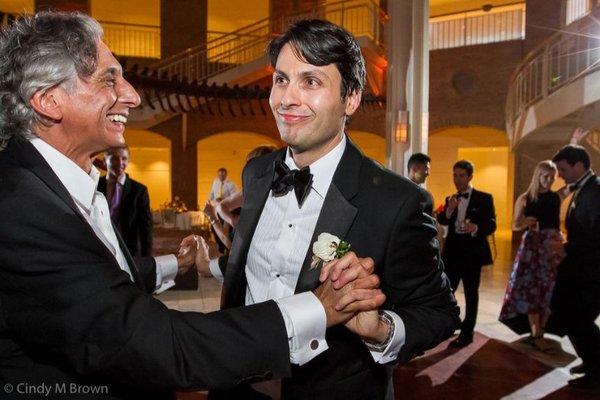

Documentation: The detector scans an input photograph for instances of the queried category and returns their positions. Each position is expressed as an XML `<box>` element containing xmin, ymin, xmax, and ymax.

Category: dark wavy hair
<box><xmin>267</xmin><ymin>19</ymin><xmax>366</xmax><ymax>100</ymax></box>
<box><xmin>552</xmin><ymin>144</ymin><xmax>591</xmax><ymax>169</ymax></box>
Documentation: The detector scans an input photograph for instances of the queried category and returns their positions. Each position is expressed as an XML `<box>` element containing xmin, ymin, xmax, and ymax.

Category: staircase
<box><xmin>505</xmin><ymin>5</ymin><xmax>600</xmax><ymax>149</ymax></box>
<box><xmin>129</xmin><ymin>0</ymin><xmax>387</xmax><ymax>128</ymax></box>
<box><xmin>152</xmin><ymin>0</ymin><xmax>385</xmax><ymax>85</ymax></box>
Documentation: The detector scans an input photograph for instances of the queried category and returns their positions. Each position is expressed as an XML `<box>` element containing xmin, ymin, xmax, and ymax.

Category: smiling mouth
<box><xmin>278</xmin><ymin>113</ymin><xmax>310</xmax><ymax>123</ymax></box>
<box><xmin>107</xmin><ymin>114</ymin><xmax>128</xmax><ymax>125</ymax></box>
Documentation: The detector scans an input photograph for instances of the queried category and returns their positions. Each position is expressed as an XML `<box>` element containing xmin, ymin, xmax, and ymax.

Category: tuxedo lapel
<box><xmin>294</xmin><ymin>140</ymin><xmax>361</xmax><ymax>293</ymax></box>
<box><xmin>8</xmin><ymin>138</ymin><xmax>146</xmax><ymax>291</ymax></box>
<box><xmin>112</xmin><ymin>224</ymin><xmax>146</xmax><ymax>291</ymax></box>
<box><xmin>10</xmin><ymin>138</ymin><xmax>81</xmax><ymax>216</ymax></box>
<box><xmin>222</xmin><ymin>150</ymin><xmax>285</xmax><ymax>307</ymax></box>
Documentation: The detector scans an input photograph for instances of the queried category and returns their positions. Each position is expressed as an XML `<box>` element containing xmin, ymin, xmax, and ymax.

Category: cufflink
<box><xmin>310</xmin><ymin>340</ymin><xmax>319</xmax><ymax>350</ymax></box>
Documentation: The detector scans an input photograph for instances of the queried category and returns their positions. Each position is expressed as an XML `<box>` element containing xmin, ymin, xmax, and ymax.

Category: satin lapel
<box><xmin>9</xmin><ymin>138</ymin><xmax>81</xmax><ymax>216</ymax></box>
<box><xmin>222</xmin><ymin>150</ymin><xmax>285</xmax><ymax>307</ymax></box>
<box><xmin>113</xmin><ymin>224</ymin><xmax>145</xmax><ymax>291</ymax></box>
<box><xmin>119</xmin><ymin>174</ymin><xmax>133</xmax><ymax>224</ymax></box>
<box><xmin>466</xmin><ymin>189</ymin><xmax>479</xmax><ymax>219</ymax></box>
<box><xmin>295</xmin><ymin>184</ymin><xmax>357</xmax><ymax>293</ymax></box>
<box><xmin>294</xmin><ymin>140</ymin><xmax>362</xmax><ymax>293</ymax></box>
<box><xmin>8</xmin><ymin>138</ymin><xmax>144</xmax><ymax>288</ymax></box>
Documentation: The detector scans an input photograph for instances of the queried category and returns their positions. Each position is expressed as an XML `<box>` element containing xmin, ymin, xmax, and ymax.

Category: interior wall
<box><xmin>197</xmin><ymin>132</ymin><xmax>281</xmax><ymax>206</ymax></box>
<box><xmin>123</xmin><ymin>129</ymin><xmax>171</xmax><ymax>211</ymax></box>
<box><xmin>1</xmin><ymin>0</ymin><xmax>34</xmax><ymax>13</ymax></box>
<box><xmin>347</xmin><ymin>130</ymin><xmax>386</xmax><ymax>165</ymax></box>
<box><xmin>458</xmin><ymin>147</ymin><xmax>510</xmax><ymax>230</ymax></box>
<box><xmin>207</xmin><ymin>0</ymin><xmax>268</xmax><ymax>32</ymax></box>
<box><xmin>429</xmin><ymin>125</ymin><xmax>512</xmax><ymax>231</ymax></box>
<box><xmin>90</xmin><ymin>0</ymin><xmax>159</xmax><ymax>25</ymax></box>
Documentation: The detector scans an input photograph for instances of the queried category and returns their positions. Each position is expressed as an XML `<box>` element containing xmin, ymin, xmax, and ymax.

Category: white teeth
<box><xmin>108</xmin><ymin>114</ymin><xmax>127</xmax><ymax>123</ymax></box>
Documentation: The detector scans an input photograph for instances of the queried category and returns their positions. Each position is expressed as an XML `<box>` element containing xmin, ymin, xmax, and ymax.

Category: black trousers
<box><xmin>445</xmin><ymin>260</ymin><xmax>482</xmax><ymax>338</ymax></box>
<box><xmin>552</xmin><ymin>265</ymin><xmax>600</xmax><ymax>370</ymax></box>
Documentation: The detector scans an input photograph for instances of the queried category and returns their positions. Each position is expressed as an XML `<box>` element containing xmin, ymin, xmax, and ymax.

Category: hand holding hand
<box><xmin>179</xmin><ymin>235</ymin><xmax>212</xmax><ymax>277</ymax></box>
<box><xmin>176</xmin><ymin>235</ymin><xmax>198</xmax><ymax>275</ymax></box>
<box><xmin>203</xmin><ymin>201</ymin><xmax>218</xmax><ymax>222</ymax></box>
<box><xmin>314</xmin><ymin>252</ymin><xmax>385</xmax><ymax>328</ymax></box>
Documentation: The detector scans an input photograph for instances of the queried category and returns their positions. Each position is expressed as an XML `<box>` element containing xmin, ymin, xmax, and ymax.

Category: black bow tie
<box><xmin>457</xmin><ymin>192</ymin><xmax>469</xmax><ymax>199</ymax></box>
<box><xmin>271</xmin><ymin>160</ymin><xmax>313</xmax><ymax>207</ymax></box>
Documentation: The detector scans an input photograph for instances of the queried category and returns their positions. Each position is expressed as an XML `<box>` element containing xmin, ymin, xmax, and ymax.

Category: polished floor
<box><xmin>155</xmin><ymin>230</ymin><xmax>600</xmax><ymax>399</ymax></box>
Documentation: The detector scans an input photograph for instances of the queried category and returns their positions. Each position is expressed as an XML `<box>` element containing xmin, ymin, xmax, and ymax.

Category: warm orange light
<box><xmin>395</xmin><ymin>110</ymin><xmax>408</xmax><ymax>142</ymax></box>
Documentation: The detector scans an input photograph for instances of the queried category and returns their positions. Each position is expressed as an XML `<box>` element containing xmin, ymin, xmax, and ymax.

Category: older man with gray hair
<box><xmin>0</xmin><ymin>11</ymin><xmax>384</xmax><ymax>399</ymax></box>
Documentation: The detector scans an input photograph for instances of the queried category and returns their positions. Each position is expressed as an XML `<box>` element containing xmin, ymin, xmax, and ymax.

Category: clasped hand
<box><xmin>176</xmin><ymin>237</ymin><xmax>387</xmax><ymax>344</ymax></box>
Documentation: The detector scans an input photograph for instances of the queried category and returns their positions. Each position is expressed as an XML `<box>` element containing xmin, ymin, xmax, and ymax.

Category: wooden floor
<box><xmin>155</xmin><ymin>230</ymin><xmax>600</xmax><ymax>399</ymax></box>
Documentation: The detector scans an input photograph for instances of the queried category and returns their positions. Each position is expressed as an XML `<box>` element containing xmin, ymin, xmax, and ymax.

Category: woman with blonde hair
<box><xmin>499</xmin><ymin>160</ymin><xmax>566</xmax><ymax>350</ymax></box>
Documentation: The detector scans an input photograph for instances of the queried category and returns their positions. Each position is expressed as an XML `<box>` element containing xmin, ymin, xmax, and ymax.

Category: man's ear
<box><xmin>344</xmin><ymin>90</ymin><xmax>362</xmax><ymax>117</ymax></box>
<box><xmin>30</xmin><ymin>87</ymin><xmax>63</xmax><ymax>122</ymax></box>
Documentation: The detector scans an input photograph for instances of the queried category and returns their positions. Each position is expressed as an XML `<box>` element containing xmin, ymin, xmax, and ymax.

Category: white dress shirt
<box><xmin>209</xmin><ymin>178</ymin><xmax>237</xmax><ymax>201</ymax></box>
<box><xmin>30</xmin><ymin>138</ymin><xmax>178</xmax><ymax>294</ymax></box>
<box><xmin>448</xmin><ymin>186</ymin><xmax>479</xmax><ymax>236</ymax></box>
<box><xmin>239</xmin><ymin>134</ymin><xmax>405</xmax><ymax>364</ymax></box>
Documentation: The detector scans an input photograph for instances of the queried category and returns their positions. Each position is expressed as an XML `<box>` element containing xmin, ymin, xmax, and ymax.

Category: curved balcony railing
<box><xmin>153</xmin><ymin>0</ymin><xmax>386</xmax><ymax>83</ymax></box>
<box><xmin>505</xmin><ymin>7</ymin><xmax>600</xmax><ymax>141</ymax></box>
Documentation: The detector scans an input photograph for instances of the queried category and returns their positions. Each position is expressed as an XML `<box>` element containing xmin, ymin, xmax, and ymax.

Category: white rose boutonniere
<box><xmin>310</xmin><ymin>233</ymin><xmax>352</xmax><ymax>270</ymax></box>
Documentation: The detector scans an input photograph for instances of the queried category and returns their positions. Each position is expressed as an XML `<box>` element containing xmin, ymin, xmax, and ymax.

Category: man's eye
<box><xmin>274</xmin><ymin>76</ymin><xmax>286</xmax><ymax>84</ymax></box>
<box><xmin>306</xmin><ymin>78</ymin><xmax>319</xmax><ymax>86</ymax></box>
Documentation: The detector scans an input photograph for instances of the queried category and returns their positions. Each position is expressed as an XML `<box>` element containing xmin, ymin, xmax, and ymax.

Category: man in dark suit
<box><xmin>407</xmin><ymin>152</ymin><xmax>434</xmax><ymax>216</ymax></box>
<box><xmin>551</xmin><ymin>145</ymin><xmax>600</xmax><ymax>390</ymax></box>
<box><xmin>202</xmin><ymin>19</ymin><xmax>458</xmax><ymax>400</ymax></box>
<box><xmin>0</xmin><ymin>12</ymin><xmax>385</xmax><ymax>399</ymax></box>
<box><xmin>98</xmin><ymin>146</ymin><xmax>153</xmax><ymax>257</ymax></box>
<box><xmin>437</xmin><ymin>160</ymin><xmax>496</xmax><ymax>348</ymax></box>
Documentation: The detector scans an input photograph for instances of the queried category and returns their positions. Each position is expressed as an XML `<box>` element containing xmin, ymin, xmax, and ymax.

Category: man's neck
<box><xmin>290</xmin><ymin>133</ymin><xmax>343</xmax><ymax>168</ymax></box>
<box><xmin>108</xmin><ymin>171</ymin><xmax>125</xmax><ymax>181</ymax></box>
<box><xmin>36</xmin><ymin>131</ymin><xmax>93</xmax><ymax>173</ymax></box>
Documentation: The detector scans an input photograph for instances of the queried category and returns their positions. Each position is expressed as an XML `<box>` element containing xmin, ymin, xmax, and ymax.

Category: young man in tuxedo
<box><xmin>98</xmin><ymin>146</ymin><xmax>153</xmax><ymax>257</ymax></box>
<box><xmin>0</xmin><ymin>12</ymin><xmax>385</xmax><ymax>399</ymax></box>
<box><xmin>407</xmin><ymin>152</ymin><xmax>434</xmax><ymax>216</ymax></box>
<box><xmin>200</xmin><ymin>19</ymin><xmax>459</xmax><ymax>400</ymax></box>
<box><xmin>551</xmin><ymin>145</ymin><xmax>600</xmax><ymax>390</ymax></box>
<box><xmin>437</xmin><ymin>160</ymin><xmax>496</xmax><ymax>348</ymax></box>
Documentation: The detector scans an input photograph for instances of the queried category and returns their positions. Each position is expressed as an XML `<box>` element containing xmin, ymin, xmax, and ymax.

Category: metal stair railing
<box><xmin>153</xmin><ymin>0</ymin><xmax>386</xmax><ymax>83</ymax></box>
<box><xmin>505</xmin><ymin>6</ymin><xmax>600</xmax><ymax>143</ymax></box>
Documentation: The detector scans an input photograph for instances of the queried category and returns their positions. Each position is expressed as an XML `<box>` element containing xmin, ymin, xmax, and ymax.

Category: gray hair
<box><xmin>0</xmin><ymin>11</ymin><xmax>103</xmax><ymax>148</ymax></box>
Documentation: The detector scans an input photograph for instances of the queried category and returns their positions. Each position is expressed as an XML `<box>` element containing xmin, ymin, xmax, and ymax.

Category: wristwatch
<box><xmin>365</xmin><ymin>311</ymin><xmax>395</xmax><ymax>352</ymax></box>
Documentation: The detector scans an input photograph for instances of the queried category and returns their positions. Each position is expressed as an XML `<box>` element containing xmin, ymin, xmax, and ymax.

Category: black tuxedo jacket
<box><xmin>562</xmin><ymin>174</ymin><xmax>600</xmax><ymax>282</ymax></box>
<box><xmin>220</xmin><ymin>140</ymin><xmax>459</xmax><ymax>399</ymax></box>
<box><xmin>98</xmin><ymin>174</ymin><xmax>153</xmax><ymax>257</ymax></box>
<box><xmin>437</xmin><ymin>188</ymin><xmax>496</xmax><ymax>267</ymax></box>
<box><xmin>0</xmin><ymin>138</ymin><xmax>291</xmax><ymax>399</ymax></box>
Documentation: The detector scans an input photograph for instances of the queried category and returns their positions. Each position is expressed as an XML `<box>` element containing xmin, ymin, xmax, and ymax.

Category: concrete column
<box><xmin>161</xmin><ymin>0</ymin><xmax>207</xmax><ymax>58</ymax></box>
<box><xmin>385</xmin><ymin>0</ymin><xmax>429</xmax><ymax>176</ymax></box>
<box><xmin>35</xmin><ymin>0</ymin><xmax>89</xmax><ymax>12</ymax></box>
<box><xmin>524</xmin><ymin>0</ymin><xmax>563</xmax><ymax>55</ymax></box>
<box><xmin>153</xmin><ymin>115</ymin><xmax>198</xmax><ymax>210</ymax></box>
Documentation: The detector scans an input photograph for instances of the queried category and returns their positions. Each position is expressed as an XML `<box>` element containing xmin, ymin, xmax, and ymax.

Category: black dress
<box><xmin>499</xmin><ymin>191</ymin><xmax>565</xmax><ymax>334</ymax></box>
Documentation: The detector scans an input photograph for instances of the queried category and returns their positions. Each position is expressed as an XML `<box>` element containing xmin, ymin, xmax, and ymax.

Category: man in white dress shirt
<box><xmin>209</xmin><ymin>167</ymin><xmax>237</xmax><ymax>202</ymax></box>
<box><xmin>0</xmin><ymin>11</ymin><xmax>384</xmax><ymax>399</ymax></box>
<box><xmin>202</xmin><ymin>19</ymin><xmax>459</xmax><ymax>400</ymax></box>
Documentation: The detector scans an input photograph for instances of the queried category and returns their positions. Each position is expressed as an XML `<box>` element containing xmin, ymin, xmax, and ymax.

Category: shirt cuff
<box><xmin>275</xmin><ymin>292</ymin><xmax>328</xmax><ymax>366</ymax></box>
<box><xmin>154</xmin><ymin>254</ymin><xmax>178</xmax><ymax>294</ymax></box>
<box><xmin>368</xmin><ymin>310</ymin><xmax>406</xmax><ymax>364</ymax></box>
<box><xmin>208</xmin><ymin>258</ymin><xmax>224</xmax><ymax>282</ymax></box>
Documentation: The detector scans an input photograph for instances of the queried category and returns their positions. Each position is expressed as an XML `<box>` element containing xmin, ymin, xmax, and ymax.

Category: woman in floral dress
<box><xmin>499</xmin><ymin>160</ymin><xmax>567</xmax><ymax>350</ymax></box>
